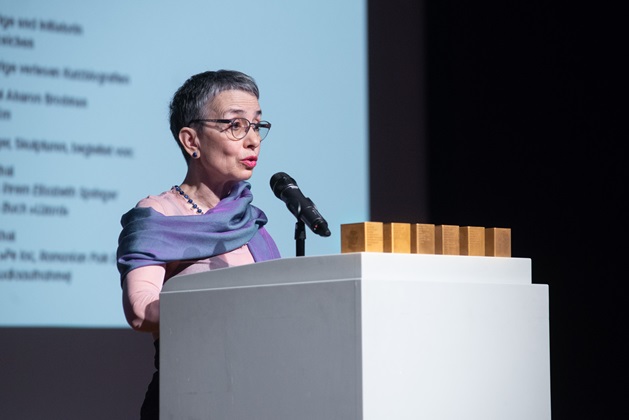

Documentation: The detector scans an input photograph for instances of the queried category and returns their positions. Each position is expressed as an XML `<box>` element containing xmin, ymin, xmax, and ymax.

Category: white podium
<box><xmin>160</xmin><ymin>253</ymin><xmax>550</xmax><ymax>420</ymax></box>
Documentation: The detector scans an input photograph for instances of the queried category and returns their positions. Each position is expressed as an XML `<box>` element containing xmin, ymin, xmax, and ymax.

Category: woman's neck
<box><xmin>179</xmin><ymin>173</ymin><xmax>235</xmax><ymax>210</ymax></box>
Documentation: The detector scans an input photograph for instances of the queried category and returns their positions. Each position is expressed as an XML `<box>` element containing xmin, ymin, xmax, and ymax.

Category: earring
<box><xmin>192</xmin><ymin>151</ymin><xmax>198</xmax><ymax>159</ymax></box>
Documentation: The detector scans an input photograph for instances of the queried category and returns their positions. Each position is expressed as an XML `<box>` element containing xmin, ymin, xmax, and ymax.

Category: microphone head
<box><xmin>270</xmin><ymin>172</ymin><xmax>297</xmax><ymax>198</ymax></box>
<box><xmin>269</xmin><ymin>171</ymin><xmax>332</xmax><ymax>238</ymax></box>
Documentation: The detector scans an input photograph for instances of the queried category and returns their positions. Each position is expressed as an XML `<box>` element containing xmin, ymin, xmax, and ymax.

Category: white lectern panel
<box><xmin>361</xmin><ymin>280</ymin><xmax>550</xmax><ymax>420</ymax></box>
<box><xmin>160</xmin><ymin>253</ymin><xmax>550</xmax><ymax>420</ymax></box>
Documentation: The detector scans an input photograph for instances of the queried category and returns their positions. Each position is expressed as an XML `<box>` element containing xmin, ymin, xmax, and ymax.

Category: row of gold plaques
<box><xmin>341</xmin><ymin>222</ymin><xmax>511</xmax><ymax>257</ymax></box>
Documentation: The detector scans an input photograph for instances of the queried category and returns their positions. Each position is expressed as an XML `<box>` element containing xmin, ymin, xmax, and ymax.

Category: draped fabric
<box><xmin>116</xmin><ymin>181</ymin><xmax>280</xmax><ymax>284</ymax></box>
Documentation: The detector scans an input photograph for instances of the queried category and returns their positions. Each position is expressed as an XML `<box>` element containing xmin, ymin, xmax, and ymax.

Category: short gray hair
<box><xmin>169</xmin><ymin>70</ymin><xmax>260</xmax><ymax>162</ymax></box>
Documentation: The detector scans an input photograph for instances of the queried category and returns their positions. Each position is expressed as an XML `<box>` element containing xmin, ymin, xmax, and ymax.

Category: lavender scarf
<box><xmin>117</xmin><ymin>181</ymin><xmax>280</xmax><ymax>284</ymax></box>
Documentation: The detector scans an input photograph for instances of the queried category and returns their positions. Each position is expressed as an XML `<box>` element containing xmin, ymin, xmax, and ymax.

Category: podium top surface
<box><xmin>161</xmin><ymin>252</ymin><xmax>532</xmax><ymax>294</ymax></box>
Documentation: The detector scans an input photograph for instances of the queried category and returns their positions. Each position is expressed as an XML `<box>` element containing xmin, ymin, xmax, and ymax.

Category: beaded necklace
<box><xmin>173</xmin><ymin>185</ymin><xmax>204</xmax><ymax>214</ymax></box>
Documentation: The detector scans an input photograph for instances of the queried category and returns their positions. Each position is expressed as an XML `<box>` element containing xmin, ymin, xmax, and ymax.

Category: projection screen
<box><xmin>0</xmin><ymin>0</ymin><xmax>368</xmax><ymax>327</ymax></box>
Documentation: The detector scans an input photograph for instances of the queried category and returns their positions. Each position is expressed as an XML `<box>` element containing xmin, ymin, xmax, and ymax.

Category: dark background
<box><xmin>1</xmin><ymin>1</ymin><xmax>625</xmax><ymax>419</ymax></box>
<box><xmin>370</xmin><ymin>1</ymin><xmax>625</xmax><ymax>419</ymax></box>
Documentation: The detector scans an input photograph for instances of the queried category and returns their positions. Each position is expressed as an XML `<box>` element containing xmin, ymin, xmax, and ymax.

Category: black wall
<box><xmin>0</xmin><ymin>327</ymin><xmax>153</xmax><ymax>419</ymax></box>
<box><xmin>370</xmin><ymin>1</ymin><xmax>625</xmax><ymax>419</ymax></box>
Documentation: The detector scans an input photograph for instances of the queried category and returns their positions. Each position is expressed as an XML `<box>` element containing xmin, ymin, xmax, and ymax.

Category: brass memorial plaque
<box><xmin>383</xmin><ymin>222</ymin><xmax>411</xmax><ymax>253</ymax></box>
<box><xmin>411</xmin><ymin>223</ymin><xmax>436</xmax><ymax>254</ymax></box>
<box><xmin>341</xmin><ymin>222</ymin><xmax>384</xmax><ymax>253</ymax></box>
<box><xmin>460</xmin><ymin>226</ymin><xmax>486</xmax><ymax>256</ymax></box>
<box><xmin>435</xmin><ymin>224</ymin><xmax>460</xmax><ymax>255</ymax></box>
<box><xmin>485</xmin><ymin>227</ymin><xmax>511</xmax><ymax>257</ymax></box>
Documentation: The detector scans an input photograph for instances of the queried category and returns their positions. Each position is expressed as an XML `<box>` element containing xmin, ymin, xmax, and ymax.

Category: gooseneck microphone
<box><xmin>270</xmin><ymin>172</ymin><xmax>331</xmax><ymax>237</ymax></box>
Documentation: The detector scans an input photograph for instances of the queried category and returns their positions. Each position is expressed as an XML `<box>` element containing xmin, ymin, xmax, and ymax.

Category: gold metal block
<box><xmin>341</xmin><ymin>222</ymin><xmax>384</xmax><ymax>253</ymax></box>
<box><xmin>383</xmin><ymin>222</ymin><xmax>411</xmax><ymax>253</ymax></box>
<box><xmin>411</xmin><ymin>223</ymin><xmax>435</xmax><ymax>254</ymax></box>
<box><xmin>485</xmin><ymin>227</ymin><xmax>512</xmax><ymax>257</ymax></box>
<box><xmin>460</xmin><ymin>226</ymin><xmax>486</xmax><ymax>256</ymax></box>
<box><xmin>435</xmin><ymin>224</ymin><xmax>460</xmax><ymax>255</ymax></box>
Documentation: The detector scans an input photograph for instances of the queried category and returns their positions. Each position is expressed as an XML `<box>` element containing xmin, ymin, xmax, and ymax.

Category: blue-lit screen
<box><xmin>0</xmin><ymin>0</ymin><xmax>368</xmax><ymax>326</ymax></box>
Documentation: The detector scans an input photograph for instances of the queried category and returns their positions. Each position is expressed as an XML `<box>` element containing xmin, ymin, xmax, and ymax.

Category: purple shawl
<box><xmin>116</xmin><ymin>181</ymin><xmax>281</xmax><ymax>285</ymax></box>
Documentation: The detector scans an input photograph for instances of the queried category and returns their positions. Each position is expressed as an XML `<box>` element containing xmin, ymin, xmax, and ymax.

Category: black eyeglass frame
<box><xmin>187</xmin><ymin>118</ymin><xmax>272</xmax><ymax>140</ymax></box>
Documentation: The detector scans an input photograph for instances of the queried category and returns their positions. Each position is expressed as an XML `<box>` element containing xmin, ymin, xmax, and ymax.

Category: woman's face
<box><xmin>195</xmin><ymin>90</ymin><xmax>263</xmax><ymax>185</ymax></box>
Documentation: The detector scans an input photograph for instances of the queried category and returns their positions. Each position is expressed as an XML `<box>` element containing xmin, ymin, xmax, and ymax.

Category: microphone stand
<box><xmin>295</xmin><ymin>220</ymin><xmax>306</xmax><ymax>257</ymax></box>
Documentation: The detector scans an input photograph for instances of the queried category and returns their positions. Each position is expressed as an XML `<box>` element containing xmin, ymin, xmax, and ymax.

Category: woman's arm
<box><xmin>122</xmin><ymin>264</ymin><xmax>166</xmax><ymax>333</ymax></box>
<box><xmin>121</xmin><ymin>195</ymin><xmax>170</xmax><ymax>333</ymax></box>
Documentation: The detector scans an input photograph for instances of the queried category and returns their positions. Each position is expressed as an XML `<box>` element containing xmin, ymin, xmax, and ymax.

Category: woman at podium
<box><xmin>116</xmin><ymin>69</ymin><xmax>281</xmax><ymax>420</ymax></box>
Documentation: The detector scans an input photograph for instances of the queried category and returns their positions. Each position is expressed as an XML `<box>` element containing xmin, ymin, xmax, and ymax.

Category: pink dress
<box><xmin>122</xmin><ymin>188</ymin><xmax>255</xmax><ymax>338</ymax></box>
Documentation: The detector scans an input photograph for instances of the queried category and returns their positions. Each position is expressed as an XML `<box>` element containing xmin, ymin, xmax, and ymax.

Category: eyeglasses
<box><xmin>188</xmin><ymin>117</ymin><xmax>271</xmax><ymax>141</ymax></box>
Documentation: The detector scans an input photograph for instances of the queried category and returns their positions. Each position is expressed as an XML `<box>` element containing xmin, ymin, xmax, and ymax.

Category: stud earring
<box><xmin>192</xmin><ymin>151</ymin><xmax>198</xmax><ymax>158</ymax></box>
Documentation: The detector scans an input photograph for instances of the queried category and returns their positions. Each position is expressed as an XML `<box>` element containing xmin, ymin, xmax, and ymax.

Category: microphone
<box><xmin>270</xmin><ymin>172</ymin><xmax>331</xmax><ymax>237</ymax></box>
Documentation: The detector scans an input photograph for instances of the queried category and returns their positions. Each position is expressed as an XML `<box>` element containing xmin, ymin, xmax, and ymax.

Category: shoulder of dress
<box><xmin>136</xmin><ymin>189</ymin><xmax>190</xmax><ymax>216</ymax></box>
<box><xmin>135</xmin><ymin>190</ymin><xmax>172</xmax><ymax>215</ymax></box>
